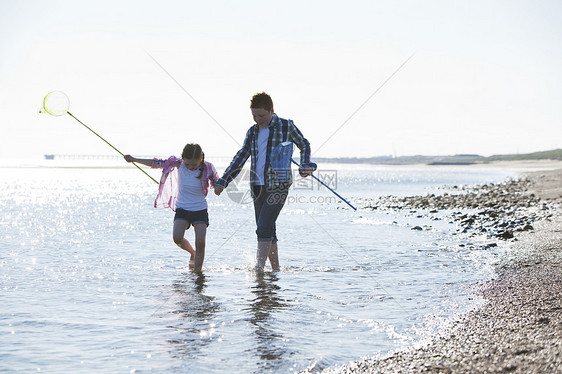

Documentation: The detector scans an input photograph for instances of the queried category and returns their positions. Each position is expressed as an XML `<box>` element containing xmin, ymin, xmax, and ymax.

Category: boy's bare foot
<box><xmin>189</xmin><ymin>254</ymin><xmax>195</xmax><ymax>269</ymax></box>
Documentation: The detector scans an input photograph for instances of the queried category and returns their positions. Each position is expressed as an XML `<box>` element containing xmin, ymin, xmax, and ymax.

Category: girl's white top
<box><xmin>175</xmin><ymin>163</ymin><xmax>207</xmax><ymax>211</ymax></box>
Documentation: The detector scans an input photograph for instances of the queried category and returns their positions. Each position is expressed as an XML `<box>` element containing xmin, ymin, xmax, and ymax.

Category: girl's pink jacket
<box><xmin>151</xmin><ymin>156</ymin><xmax>219</xmax><ymax>211</ymax></box>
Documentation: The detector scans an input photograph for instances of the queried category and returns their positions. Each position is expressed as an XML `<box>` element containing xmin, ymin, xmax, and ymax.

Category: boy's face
<box><xmin>251</xmin><ymin>107</ymin><xmax>274</xmax><ymax>128</ymax></box>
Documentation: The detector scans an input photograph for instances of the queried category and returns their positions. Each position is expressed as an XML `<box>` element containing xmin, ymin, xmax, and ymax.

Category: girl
<box><xmin>124</xmin><ymin>143</ymin><xmax>218</xmax><ymax>272</ymax></box>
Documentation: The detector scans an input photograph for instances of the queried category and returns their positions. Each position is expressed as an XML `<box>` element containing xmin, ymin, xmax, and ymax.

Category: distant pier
<box><xmin>43</xmin><ymin>154</ymin><xmax>234</xmax><ymax>164</ymax></box>
<box><xmin>44</xmin><ymin>154</ymin><xmax>122</xmax><ymax>160</ymax></box>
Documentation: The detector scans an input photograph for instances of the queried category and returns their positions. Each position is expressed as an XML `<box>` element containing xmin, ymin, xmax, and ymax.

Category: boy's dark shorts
<box><xmin>174</xmin><ymin>208</ymin><xmax>209</xmax><ymax>226</ymax></box>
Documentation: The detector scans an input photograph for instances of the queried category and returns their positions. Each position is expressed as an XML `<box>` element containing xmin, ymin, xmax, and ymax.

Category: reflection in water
<box><xmin>246</xmin><ymin>272</ymin><xmax>291</xmax><ymax>372</ymax></box>
<box><xmin>167</xmin><ymin>273</ymin><xmax>221</xmax><ymax>360</ymax></box>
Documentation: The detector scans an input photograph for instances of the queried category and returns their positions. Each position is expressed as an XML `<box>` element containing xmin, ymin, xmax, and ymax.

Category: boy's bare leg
<box><xmin>173</xmin><ymin>219</ymin><xmax>195</xmax><ymax>267</ymax></box>
<box><xmin>256</xmin><ymin>241</ymin><xmax>272</xmax><ymax>271</ymax></box>
<box><xmin>192</xmin><ymin>224</ymin><xmax>207</xmax><ymax>273</ymax></box>
<box><xmin>268</xmin><ymin>242</ymin><xmax>280</xmax><ymax>272</ymax></box>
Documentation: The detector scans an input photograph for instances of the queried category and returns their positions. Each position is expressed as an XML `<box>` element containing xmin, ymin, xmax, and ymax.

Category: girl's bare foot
<box><xmin>189</xmin><ymin>254</ymin><xmax>195</xmax><ymax>269</ymax></box>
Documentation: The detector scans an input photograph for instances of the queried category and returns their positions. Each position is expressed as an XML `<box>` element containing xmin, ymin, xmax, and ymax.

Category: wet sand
<box><xmin>323</xmin><ymin>167</ymin><xmax>562</xmax><ymax>373</ymax></box>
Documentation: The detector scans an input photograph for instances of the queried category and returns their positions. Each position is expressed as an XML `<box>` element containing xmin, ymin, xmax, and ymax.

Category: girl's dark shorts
<box><xmin>174</xmin><ymin>208</ymin><xmax>209</xmax><ymax>226</ymax></box>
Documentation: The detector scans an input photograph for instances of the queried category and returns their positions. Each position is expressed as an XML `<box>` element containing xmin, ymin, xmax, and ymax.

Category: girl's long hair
<box><xmin>181</xmin><ymin>143</ymin><xmax>204</xmax><ymax>179</ymax></box>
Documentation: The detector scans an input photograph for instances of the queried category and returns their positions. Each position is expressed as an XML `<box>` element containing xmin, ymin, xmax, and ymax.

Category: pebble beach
<box><xmin>322</xmin><ymin>166</ymin><xmax>562</xmax><ymax>374</ymax></box>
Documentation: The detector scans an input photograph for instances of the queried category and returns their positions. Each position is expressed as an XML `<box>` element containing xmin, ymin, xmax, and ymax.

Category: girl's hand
<box><xmin>124</xmin><ymin>155</ymin><xmax>135</xmax><ymax>163</ymax></box>
<box><xmin>214</xmin><ymin>185</ymin><xmax>224</xmax><ymax>196</ymax></box>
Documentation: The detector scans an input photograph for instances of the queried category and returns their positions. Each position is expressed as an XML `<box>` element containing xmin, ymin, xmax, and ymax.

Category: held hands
<box><xmin>214</xmin><ymin>185</ymin><xmax>224</xmax><ymax>196</ymax></box>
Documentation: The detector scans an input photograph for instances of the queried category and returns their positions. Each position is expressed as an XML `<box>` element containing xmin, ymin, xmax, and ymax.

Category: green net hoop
<box><xmin>40</xmin><ymin>91</ymin><xmax>70</xmax><ymax>116</ymax></box>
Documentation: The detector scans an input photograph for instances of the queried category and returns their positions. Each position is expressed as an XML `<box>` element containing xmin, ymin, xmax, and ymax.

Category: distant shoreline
<box><xmin>314</xmin><ymin>148</ymin><xmax>562</xmax><ymax>166</ymax></box>
<box><xmin>3</xmin><ymin>159</ymin><xmax>562</xmax><ymax>171</ymax></box>
<box><xmin>3</xmin><ymin>149</ymin><xmax>562</xmax><ymax>169</ymax></box>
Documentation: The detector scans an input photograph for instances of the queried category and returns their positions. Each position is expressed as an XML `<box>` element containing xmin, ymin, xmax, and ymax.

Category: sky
<box><xmin>1</xmin><ymin>0</ymin><xmax>561</xmax><ymax>160</ymax></box>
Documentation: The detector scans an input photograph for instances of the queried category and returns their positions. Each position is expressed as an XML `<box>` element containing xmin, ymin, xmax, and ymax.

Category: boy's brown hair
<box><xmin>250</xmin><ymin>92</ymin><xmax>274</xmax><ymax>111</ymax></box>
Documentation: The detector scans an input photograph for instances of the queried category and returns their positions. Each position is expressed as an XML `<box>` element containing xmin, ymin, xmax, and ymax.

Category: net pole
<box><xmin>290</xmin><ymin>159</ymin><xmax>356</xmax><ymax>211</ymax></box>
<box><xmin>66</xmin><ymin>111</ymin><xmax>159</xmax><ymax>184</ymax></box>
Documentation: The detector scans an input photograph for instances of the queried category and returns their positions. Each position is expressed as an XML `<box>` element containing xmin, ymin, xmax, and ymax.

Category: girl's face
<box><xmin>183</xmin><ymin>158</ymin><xmax>202</xmax><ymax>171</ymax></box>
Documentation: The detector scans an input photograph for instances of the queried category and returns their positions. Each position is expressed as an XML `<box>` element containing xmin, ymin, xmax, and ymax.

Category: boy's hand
<box><xmin>299</xmin><ymin>162</ymin><xmax>317</xmax><ymax>177</ymax></box>
<box><xmin>214</xmin><ymin>185</ymin><xmax>224</xmax><ymax>195</ymax></box>
<box><xmin>300</xmin><ymin>167</ymin><xmax>314</xmax><ymax>177</ymax></box>
<box><xmin>124</xmin><ymin>155</ymin><xmax>135</xmax><ymax>163</ymax></box>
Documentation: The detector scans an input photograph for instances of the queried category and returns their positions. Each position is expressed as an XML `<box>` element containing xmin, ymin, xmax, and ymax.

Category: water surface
<box><xmin>0</xmin><ymin>164</ymin><xmax>523</xmax><ymax>372</ymax></box>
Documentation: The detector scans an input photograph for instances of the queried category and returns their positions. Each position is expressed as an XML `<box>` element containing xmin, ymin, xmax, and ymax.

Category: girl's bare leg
<box><xmin>173</xmin><ymin>219</ymin><xmax>195</xmax><ymax>267</ymax></box>
<box><xmin>192</xmin><ymin>224</ymin><xmax>207</xmax><ymax>273</ymax></box>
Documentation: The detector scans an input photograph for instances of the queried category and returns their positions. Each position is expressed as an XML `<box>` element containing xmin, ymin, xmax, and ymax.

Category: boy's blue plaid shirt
<box><xmin>217</xmin><ymin>114</ymin><xmax>315</xmax><ymax>189</ymax></box>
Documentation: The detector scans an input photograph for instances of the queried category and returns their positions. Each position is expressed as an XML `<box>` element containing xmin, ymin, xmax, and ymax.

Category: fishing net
<box><xmin>38</xmin><ymin>90</ymin><xmax>159</xmax><ymax>184</ymax></box>
<box><xmin>40</xmin><ymin>91</ymin><xmax>70</xmax><ymax>116</ymax></box>
<box><xmin>270</xmin><ymin>141</ymin><xmax>293</xmax><ymax>183</ymax></box>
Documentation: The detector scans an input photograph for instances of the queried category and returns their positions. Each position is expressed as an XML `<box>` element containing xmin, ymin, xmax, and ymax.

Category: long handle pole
<box><xmin>66</xmin><ymin>111</ymin><xmax>159</xmax><ymax>184</ymax></box>
<box><xmin>290</xmin><ymin>159</ymin><xmax>356</xmax><ymax>211</ymax></box>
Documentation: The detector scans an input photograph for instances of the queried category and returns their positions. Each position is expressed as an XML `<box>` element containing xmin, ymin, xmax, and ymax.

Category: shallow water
<box><xmin>0</xmin><ymin>164</ymin><xmax>522</xmax><ymax>373</ymax></box>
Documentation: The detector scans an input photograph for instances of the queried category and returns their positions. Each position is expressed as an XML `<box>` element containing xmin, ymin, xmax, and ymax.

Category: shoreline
<box><xmin>323</xmin><ymin>168</ymin><xmax>562</xmax><ymax>373</ymax></box>
<box><xmin>2</xmin><ymin>159</ymin><xmax>562</xmax><ymax>170</ymax></box>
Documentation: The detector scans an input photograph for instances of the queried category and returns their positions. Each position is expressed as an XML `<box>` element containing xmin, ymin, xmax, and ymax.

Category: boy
<box><xmin>214</xmin><ymin>92</ymin><xmax>316</xmax><ymax>271</ymax></box>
